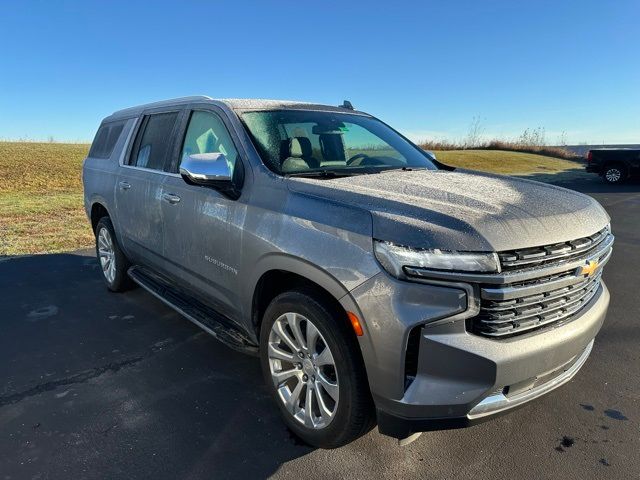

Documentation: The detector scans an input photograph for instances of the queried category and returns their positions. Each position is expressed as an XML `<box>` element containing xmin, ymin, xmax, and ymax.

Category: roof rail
<box><xmin>110</xmin><ymin>95</ymin><xmax>214</xmax><ymax>117</ymax></box>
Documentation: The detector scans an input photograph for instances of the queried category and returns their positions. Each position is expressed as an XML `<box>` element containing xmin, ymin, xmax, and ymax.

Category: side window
<box><xmin>180</xmin><ymin>111</ymin><xmax>238</xmax><ymax>174</ymax></box>
<box><xmin>130</xmin><ymin>112</ymin><xmax>179</xmax><ymax>171</ymax></box>
<box><xmin>89</xmin><ymin>121</ymin><xmax>125</xmax><ymax>159</ymax></box>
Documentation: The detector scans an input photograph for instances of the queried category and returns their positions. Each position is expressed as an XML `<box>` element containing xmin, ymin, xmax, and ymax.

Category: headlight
<box><xmin>374</xmin><ymin>240</ymin><xmax>500</xmax><ymax>278</ymax></box>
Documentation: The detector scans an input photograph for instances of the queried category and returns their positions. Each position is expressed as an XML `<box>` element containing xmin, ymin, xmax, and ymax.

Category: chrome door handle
<box><xmin>118</xmin><ymin>181</ymin><xmax>131</xmax><ymax>190</ymax></box>
<box><xmin>162</xmin><ymin>193</ymin><xmax>181</xmax><ymax>204</ymax></box>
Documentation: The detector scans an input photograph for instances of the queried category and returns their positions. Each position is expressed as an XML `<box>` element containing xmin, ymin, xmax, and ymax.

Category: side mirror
<box><xmin>179</xmin><ymin>153</ymin><xmax>241</xmax><ymax>199</ymax></box>
<box><xmin>424</xmin><ymin>150</ymin><xmax>437</xmax><ymax>160</ymax></box>
<box><xmin>180</xmin><ymin>153</ymin><xmax>232</xmax><ymax>185</ymax></box>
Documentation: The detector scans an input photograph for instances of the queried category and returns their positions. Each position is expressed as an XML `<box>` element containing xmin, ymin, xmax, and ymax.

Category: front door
<box><xmin>161</xmin><ymin>109</ymin><xmax>245</xmax><ymax>320</ymax></box>
<box><xmin>115</xmin><ymin>111</ymin><xmax>180</xmax><ymax>268</ymax></box>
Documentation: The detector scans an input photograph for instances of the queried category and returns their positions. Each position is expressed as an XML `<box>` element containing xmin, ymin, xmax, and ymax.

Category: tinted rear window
<box><xmin>89</xmin><ymin>121</ymin><xmax>125</xmax><ymax>159</ymax></box>
<box><xmin>130</xmin><ymin>112</ymin><xmax>179</xmax><ymax>171</ymax></box>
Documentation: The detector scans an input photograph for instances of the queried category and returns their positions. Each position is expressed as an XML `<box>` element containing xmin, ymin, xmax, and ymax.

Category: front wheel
<box><xmin>260</xmin><ymin>290</ymin><xmax>374</xmax><ymax>448</ymax></box>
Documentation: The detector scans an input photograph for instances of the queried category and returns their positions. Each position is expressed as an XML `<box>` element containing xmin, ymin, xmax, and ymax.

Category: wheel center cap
<box><xmin>302</xmin><ymin>358</ymin><xmax>314</xmax><ymax>375</ymax></box>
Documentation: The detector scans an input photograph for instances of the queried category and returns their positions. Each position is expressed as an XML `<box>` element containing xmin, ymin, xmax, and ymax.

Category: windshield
<box><xmin>240</xmin><ymin>110</ymin><xmax>437</xmax><ymax>176</ymax></box>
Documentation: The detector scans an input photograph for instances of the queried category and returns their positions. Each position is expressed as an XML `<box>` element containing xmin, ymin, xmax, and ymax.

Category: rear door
<box><xmin>115</xmin><ymin>110</ymin><xmax>181</xmax><ymax>269</ymax></box>
<box><xmin>160</xmin><ymin>107</ymin><xmax>245</xmax><ymax>320</ymax></box>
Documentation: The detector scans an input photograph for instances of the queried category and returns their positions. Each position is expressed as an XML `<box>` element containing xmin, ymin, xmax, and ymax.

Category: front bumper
<box><xmin>377</xmin><ymin>338</ymin><xmax>595</xmax><ymax>438</ymax></box>
<box><xmin>468</xmin><ymin>338</ymin><xmax>593</xmax><ymax>420</ymax></box>
<box><xmin>345</xmin><ymin>273</ymin><xmax>609</xmax><ymax>439</ymax></box>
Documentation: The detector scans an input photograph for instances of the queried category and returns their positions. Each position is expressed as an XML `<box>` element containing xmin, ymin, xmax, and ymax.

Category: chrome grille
<box><xmin>498</xmin><ymin>226</ymin><xmax>610</xmax><ymax>270</ymax></box>
<box><xmin>473</xmin><ymin>229</ymin><xmax>613</xmax><ymax>338</ymax></box>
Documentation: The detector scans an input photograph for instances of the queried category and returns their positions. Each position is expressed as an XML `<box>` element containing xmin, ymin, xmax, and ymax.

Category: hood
<box><xmin>286</xmin><ymin>169</ymin><xmax>610</xmax><ymax>252</ymax></box>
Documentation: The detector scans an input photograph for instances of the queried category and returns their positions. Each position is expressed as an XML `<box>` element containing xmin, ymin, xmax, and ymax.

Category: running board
<box><xmin>128</xmin><ymin>266</ymin><xmax>258</xmax><ymax>355</ymax></box>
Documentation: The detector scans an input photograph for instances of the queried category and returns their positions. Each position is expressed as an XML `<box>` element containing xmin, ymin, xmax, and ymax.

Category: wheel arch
<box><xmin>248</xmin><ymin>254</ymin><xmax>351</xmax><ymax>339</ymax></box>
<box><xmin>90</xmin><ymin>201</ymin><xmax>111</xmax><ymax>233</ymax></box>
<box><xmin>89</xmin><ymin>199</ymin><xmax>129</xmax><ymax>258</ymax></box>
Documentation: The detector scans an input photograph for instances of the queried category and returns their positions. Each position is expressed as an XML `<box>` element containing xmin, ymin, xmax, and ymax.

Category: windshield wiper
<box><xmin>377</xmin><ymin>166</ymin><xmax>428</xmax><ymax>174</ymax></box>
<box><xmin>285</xmin><ymin>169</ymin><xmax>379</xmax><ymax>178</ymax></box>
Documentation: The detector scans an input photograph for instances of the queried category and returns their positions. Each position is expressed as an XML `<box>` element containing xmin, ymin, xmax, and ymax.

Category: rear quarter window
<box><xmin>89</xmin><ymin>121</ymin><xmax>125</xmax><ymax>159</ymax></box>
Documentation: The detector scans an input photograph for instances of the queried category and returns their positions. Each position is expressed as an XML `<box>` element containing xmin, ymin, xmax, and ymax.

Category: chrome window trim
<box><xmin>118</xmin><ymin>163</ymin><xmax>181</xmax><ymax>178</ymax></box>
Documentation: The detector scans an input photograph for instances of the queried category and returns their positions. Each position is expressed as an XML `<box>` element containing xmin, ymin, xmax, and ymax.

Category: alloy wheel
<box><xmin>98</xmin><ymin>227</ymin><xmax>116</xmax><ymax>284</ymax></box>
<box><xmin>268</xmin><ymin>312</ymin><xmax>339</xmax><ymax>429</ymax></box>
<box><xmin>605</xmin><ymin>168</ymin><xmax>622</xmax><ymax>183</ymax></box>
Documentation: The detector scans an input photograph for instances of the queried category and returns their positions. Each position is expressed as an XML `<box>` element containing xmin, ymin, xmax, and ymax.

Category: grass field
<box><xmin>0</xmin><ymin>142</ymin><xmax>92</xmax><ymax>255</ymax></box>
<box><xmin>0</xmin><ymin>142</ymin><xmax>584</xmax><ymax>255</ymax></box>
<box><xmin>434</xmin><ymin>149</ymin><xmax>584</xmax><ymax>175</ymax></box>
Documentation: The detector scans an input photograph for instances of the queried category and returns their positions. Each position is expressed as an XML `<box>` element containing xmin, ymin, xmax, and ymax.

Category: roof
<box><xmin>106</xmin><ymin>96</ymin><xmax>365</xmax><ymax>121</ymax></box>
<box><xmin>218</xmin><ymin>98</ymin><xmax>360</xmax><ymax>113</ymax></box>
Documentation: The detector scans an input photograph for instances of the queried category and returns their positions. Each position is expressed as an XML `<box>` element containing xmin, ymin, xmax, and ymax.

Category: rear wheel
<box><xmin>603</xmin><ymin>163</ymin><xmax>627</xmax><ymax>184</ymax></box>
<box><xmin>260</xmin><ymin>290</ymin><xmax>374</xmax><ymax>448</ymax></box>
<box><xmin>95</xmin><ymin>217</ymin><xmax>133</xmax><ymax>292</ymax></box>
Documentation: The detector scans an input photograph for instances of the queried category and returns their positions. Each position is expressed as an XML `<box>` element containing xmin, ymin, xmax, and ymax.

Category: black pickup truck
<box><xmin>586</xmin><ymin>148</ymin><xmax>640</xmax><ymax>184</ymax></box>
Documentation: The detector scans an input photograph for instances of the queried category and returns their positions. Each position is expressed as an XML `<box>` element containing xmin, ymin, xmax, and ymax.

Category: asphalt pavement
<box><xmin>1</xmin><ymin>175</ymin><xmax>638</xmax><ymax>479</ymax></box>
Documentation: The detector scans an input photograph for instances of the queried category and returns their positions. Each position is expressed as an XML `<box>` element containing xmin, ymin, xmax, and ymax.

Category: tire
<box><xmin>260</xmin><ymin>289</ymin><xmax>374</xmax><ymax>448</ymax></box>
<box><xmin>603</xmin><ymin>163</ymin><xmax>627</xmax><ymax>184</ymax></box>
<box><xmin>95</xmin><ymin>216</ymin><xmax>133</xmax><ymax>292</ymax></box>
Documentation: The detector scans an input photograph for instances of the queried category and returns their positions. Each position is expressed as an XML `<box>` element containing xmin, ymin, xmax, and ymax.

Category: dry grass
<box><xmin>0</xmin><ymin>142</ymin><xmax>584</xmax><ymax>256</ymax></box>
<box><xmin>0</xmin><ymin>142</ymin><xmax>88</xmax><ymax>193</ymax></box>
<box><xmin>0</xmin><ymin>142</ymin><xmax>92</xmax><ymax>255</ymax></box>
<box><xmin>421</xmin><ymin>140</ymin><xmax>580</xmax><ymax>160</ymax></box>
<box><xmin>433</xmin><ymin>149</ymin><xmax>584</xmax><ymax>174</ymax></box>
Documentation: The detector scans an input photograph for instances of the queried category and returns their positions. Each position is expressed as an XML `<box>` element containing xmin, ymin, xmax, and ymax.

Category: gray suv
<box><xmin>83</xmin><ymin>96</ymin><xmax>613</xmax><ymax>448</ymax></box>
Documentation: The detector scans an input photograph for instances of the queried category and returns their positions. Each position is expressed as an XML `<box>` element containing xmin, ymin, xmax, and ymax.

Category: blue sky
<box><xmin>1</xmin><ymin>0</ymin><xmax>638</xmax><ymax>144</ymax></box>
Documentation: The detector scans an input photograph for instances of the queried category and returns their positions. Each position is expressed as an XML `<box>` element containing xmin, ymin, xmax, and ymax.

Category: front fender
<box><xmin>244</xmin><ymin>252</ymin><xmax>352</xmax><ymax>321</ymax></box>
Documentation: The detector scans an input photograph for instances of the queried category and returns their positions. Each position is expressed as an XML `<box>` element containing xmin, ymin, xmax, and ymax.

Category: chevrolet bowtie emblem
<box><xmin>580</xmin><ymin>260</ymin><xmax>599</xmax><ymax>277</ymax></box>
